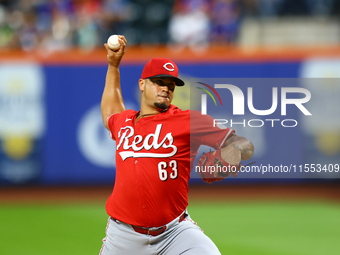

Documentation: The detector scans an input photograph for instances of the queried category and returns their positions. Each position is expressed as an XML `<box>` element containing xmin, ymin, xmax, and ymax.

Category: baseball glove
<box><xmin>196</xmin><ymin>149</ymin><xmax>241</xmax><ymax>184</ymax></box>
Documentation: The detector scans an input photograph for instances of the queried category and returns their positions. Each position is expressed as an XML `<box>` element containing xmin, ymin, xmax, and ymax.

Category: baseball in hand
<box><xmin>107</xmin><ymin>35</ymin><xmax>121</xmax><ymax>50</ymax></box>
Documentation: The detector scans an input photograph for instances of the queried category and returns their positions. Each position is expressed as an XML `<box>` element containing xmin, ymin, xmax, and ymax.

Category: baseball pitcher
<box><xmin>99</xmin><ymin>35</ymin><xmax>254</xmax><ymax>255</ymax></box>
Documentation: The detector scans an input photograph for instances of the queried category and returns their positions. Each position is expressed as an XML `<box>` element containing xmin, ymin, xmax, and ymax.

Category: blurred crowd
<box><xmin>0</xmin><ymin>0</ymin><xmax>339</xmax><ymax>51</ymax></box>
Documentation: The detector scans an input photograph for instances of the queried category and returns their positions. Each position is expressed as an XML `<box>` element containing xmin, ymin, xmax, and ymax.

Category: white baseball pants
<box><xmin>99</xmin><ymin>212</ymin><xmax>221</xmax><ymax>255</ymax></box>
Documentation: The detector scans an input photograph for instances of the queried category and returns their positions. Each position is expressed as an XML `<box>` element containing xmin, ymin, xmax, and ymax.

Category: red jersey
<box><xmin>106</xmin><ymin>104</ymin><xmax>234</xmax><ymax>227</ymax></box>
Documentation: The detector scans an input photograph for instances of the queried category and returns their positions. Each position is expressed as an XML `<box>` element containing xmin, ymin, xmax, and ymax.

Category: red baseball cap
<box><xmin>140</xmin><ymin>58</ymin><xmax>185</xmax><ymax>86</ymax></box>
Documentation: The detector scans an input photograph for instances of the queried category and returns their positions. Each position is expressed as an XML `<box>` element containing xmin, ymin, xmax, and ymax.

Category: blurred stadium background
<box><xmin>0</xmin><ymin>0</ymin><xmax>339</xmax><ymax>255</ymax></box>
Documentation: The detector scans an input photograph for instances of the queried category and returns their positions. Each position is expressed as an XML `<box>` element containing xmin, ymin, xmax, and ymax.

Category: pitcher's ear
<box><xmin>138</xmin><ymin>79</ymin><xmax>146</xmax><ymax>91</ymax></box>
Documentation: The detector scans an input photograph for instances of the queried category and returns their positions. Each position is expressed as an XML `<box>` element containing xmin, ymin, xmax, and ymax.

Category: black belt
<box><xmin>111</xmin><ymin>213</ymin><xmax>186</xmax><ymax>237</ymax></box>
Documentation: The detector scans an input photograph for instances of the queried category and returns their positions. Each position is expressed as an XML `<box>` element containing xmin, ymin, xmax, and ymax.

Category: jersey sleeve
<box><xmin>107</xmin><ymin>113</ymin><xmax>119</xmax><ymax>140</ymax></box>
<box><xmin>190</xmin><ymin>111</ymin><xmax>234</xmax><ymax>149</ymax></box>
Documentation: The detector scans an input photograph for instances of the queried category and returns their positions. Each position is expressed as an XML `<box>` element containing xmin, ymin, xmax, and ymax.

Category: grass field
<box><xmin>1</xmin><ymin>199</ymin><xmax>339</xmax><ymax>255</ymax></box>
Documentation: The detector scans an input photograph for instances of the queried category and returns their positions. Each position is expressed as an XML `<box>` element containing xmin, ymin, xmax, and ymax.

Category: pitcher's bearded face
<box><xmin>142</xmin><ymin>78</ymin><xmax>176</xmax><ymax>110</ymax></box>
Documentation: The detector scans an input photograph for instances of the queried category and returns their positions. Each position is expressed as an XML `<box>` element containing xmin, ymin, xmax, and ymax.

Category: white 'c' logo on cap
<box><xmin>163</xmin><ymin>63</ymin><xmax>175</xmax><ymax>72</ymax></box>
